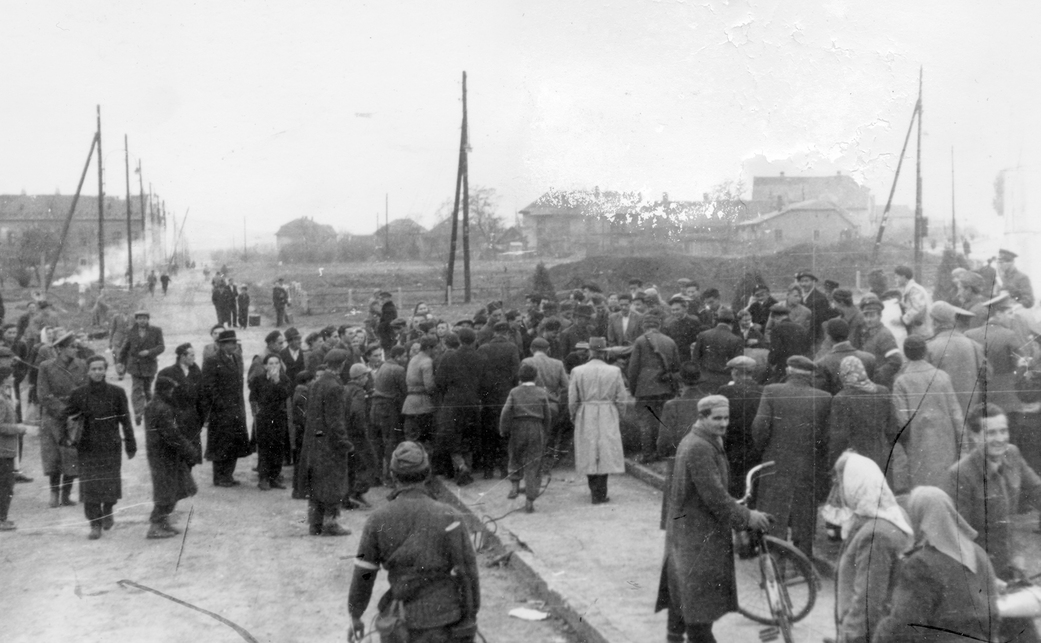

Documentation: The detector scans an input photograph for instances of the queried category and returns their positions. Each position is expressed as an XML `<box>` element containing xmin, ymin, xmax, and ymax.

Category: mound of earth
<box><xmin>547</xmin><ymin>240</ymin><xmax>939</xmax><ymax>301</ymax></box>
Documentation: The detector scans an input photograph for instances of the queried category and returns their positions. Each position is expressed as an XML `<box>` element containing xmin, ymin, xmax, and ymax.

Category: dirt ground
<box><xmin>1</xmin><ymin>271</ymin><xmax>577</xmax><ymax>643</ymax></box>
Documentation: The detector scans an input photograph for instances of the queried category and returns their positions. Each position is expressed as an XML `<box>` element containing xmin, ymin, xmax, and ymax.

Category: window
<box><xmin>774</xmin><ymin>229</ymin><xmax>783</xmax><ymax>241</ymax></box>
<box><xmin>813</xmin><ymin>229</ymin><xmax>821</xmax><ymax>241</ymax></box>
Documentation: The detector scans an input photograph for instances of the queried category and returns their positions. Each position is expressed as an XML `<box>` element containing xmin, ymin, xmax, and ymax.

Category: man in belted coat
<box><xmin>752</xmin><ymin>355</ymin><xmax>832</xmax><ymax>560</ymax></box>
<box><xmin>628</xmin><ymin>314</ymin><xmax>681</xmax><ymax>463</ymax></box>
<box><xmin>117</xmin><ymin>310</ymin><xmax>165</xmax><ymax>425</ymax></box>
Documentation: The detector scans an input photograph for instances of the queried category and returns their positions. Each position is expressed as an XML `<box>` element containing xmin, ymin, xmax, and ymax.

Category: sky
<box><xmin>1</xmin><ymin>0</ymin><xmax>1039</xmax><ymax>253</ymax></box>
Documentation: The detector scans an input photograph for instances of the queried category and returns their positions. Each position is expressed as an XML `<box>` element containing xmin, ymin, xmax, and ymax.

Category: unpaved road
<box><xmin>2</xmin><ymin>272</ymin><xmax>576</xmax><ymax>643</ymax></box>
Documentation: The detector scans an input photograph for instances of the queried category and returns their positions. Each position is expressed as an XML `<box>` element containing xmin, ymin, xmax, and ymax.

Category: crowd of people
<box><xmin>0</xmin><ymin>249</ymin><xmax>1039</xmax><ymax>642</ymax></box>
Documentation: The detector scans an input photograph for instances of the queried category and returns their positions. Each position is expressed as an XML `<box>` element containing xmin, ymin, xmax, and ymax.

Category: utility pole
<box><xmin>385</xmin><ymin>193</ymin><xmax>390</xmax><ymax>259</ymax></box>
<box><xmin>96</xmin><ymin>105</ymin><xmax>105</xmax><ymax>286</ymax></box>
<box><xmin>873</xmin><ymin>73</ymin><xmax>921</xmax><ymax>265</ymax></box>
<box><xmin>445</xmin><ymin>71</ymin><xmax>472</xmax><ymax>303</ymax></box>
<box><xmin>44</xmin><ymin>132</ymin><xmax>98</xmax><ymax>291</ymax></box>
<box><xmin>950</xmin><ymin>146</ymin><xmax>957</xmax><ymax>250</ymax></box>
<box><xmin>913</xmin><ymin>67</ymin><xmax>924</xmax><ymax>279</ymax></box>
<box><xmin>243</xmin><ymin>217</ymin><xmax>247</xmax><ymax>259</ymax></box>
<box><xmin>124</xmin><ymin>134</ymin><xmax>134</xmax><ymax>289</ymax></box>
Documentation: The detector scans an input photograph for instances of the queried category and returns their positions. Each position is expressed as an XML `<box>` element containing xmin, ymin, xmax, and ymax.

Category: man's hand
<box><xmin>747</xmin><ymin>510</ymin><xmax>772</xmax><ymax>532</ymax></box>
<box><xmin>347</xmin><ymin>616</ymin><xmax>365</xmax><ymax>642</ymax></box>
<box><xmin>138</xmin><ymin>349</ymin><xmax>150</xmax><ymax>357</ymax></box>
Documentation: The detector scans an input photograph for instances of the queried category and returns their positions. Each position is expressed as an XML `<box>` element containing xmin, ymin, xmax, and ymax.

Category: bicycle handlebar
<box><xmin>737</xmin><ymin>461</ymin><xmax>775</xmax><ymax>506</ymax></box>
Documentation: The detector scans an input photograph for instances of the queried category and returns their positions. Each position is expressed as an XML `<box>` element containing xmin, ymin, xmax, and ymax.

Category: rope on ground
<box><xmin>117</xmin><ymin>579</ymin><xmax>259</xmax><ymax>643</ymax></box>
<box><xmin>472</xmin><ymin>473</ymin><xmax>552</xmax><ymax>553</ymax></box>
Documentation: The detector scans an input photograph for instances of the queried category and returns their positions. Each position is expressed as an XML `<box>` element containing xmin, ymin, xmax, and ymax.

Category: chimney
<box><xmin>776</xmin><ymin>195</ymin><xmax>783</xmax><ymax>210</ymax></box>
<box><xmin>779</xmin><ymin>171</ymin><xmax>785</xmax><ymax>178</ymax></box>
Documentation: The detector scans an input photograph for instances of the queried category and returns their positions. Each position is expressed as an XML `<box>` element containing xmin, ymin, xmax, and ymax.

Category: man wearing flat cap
<box><xmin>299</xmin><ymin>348</ymin><xmax>353</xmax><ymax>536</ymax></box>
<box><xmin>854</xmin><ymin>296</ymin><xmax>903</xmax><ymax>389</ymax></box>
<box><xmin>347</xmin><ymin>442</ymin><xmax>480</xmax><ymax>642</ymax></box>
<box><xmin>997</xmin><ymin>248</ymin><xmax>1034</xmax><ymax>309</ymax></box>
<box><xmin>37</xmin><ymin>331</ymin><xmax>88</xmax><ymax>507</ymax></box>
<box><xmin>201</xmin><ymin>330</ymin><xmax>251</xmax><ymax>487</ymax></box>
<box><xmin>569</xmin><ymin>337</ymin><xmax>628</xmax><ymax>504</ymax></box>
<box><xmin>117</xmin><ymin>310</ymin><xmax>165</xmax><ymax>426</ymax></box>
<box><xmin>628</xmin><ymin>314</ymin><xmax>681</xmax><ymax>463</ymax></box>
<box><xmin>751</xmin><ymin>354</ymin><xmax>832</xmax><ymax>560</ymax></box>
<box><xmin>656</xmin><ymin>394</ymin><xmax>771</xmax><ymax>643</ymax></box>
<box><xmin>796</xmin><ymin>271</ymin><xmax>838</xmax><ymax>348</ymax></box>
<box><xmin>717</xmin><ymin>356</ymin><xmax>764</xmax><ymax>497</ymax></box>
<box><xmin>926</xmin><ymin>301</ymin><xmax>986</xmax><ymax>414</ymax></box>
<box><xmin>813</xmin><ymin>318</ymin><xmax>876</xmax><ymax>396</ymax></box>
<box><xmin>966</xmin><ymin>295</ymin><xmax>1027</xmax><ymax>417</ymax></box>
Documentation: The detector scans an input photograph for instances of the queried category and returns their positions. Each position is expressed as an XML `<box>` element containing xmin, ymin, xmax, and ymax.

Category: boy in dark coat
<box><xmin>145</xmin><ymin>376</ymin><xmax>199</xmax><ymax>539</ymax></box>
<box><xmin>499</xmin><ymin>363</ymin><xmax>552</xmax><ymax>513</ymax></box>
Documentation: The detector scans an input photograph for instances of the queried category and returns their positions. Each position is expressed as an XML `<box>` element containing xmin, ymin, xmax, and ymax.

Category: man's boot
<box><xmin>146</xmin><ymin>523</ymin><xmax>175</xmax><ymax>539</ymax></box>
<box><xmin>161</xmin><ymin>517</ymin><xmax>181</xmax><ymax>535</ymax></box>
<box><xmin>507</xmin><ymin>480</ymin><xmax>520</xmax><ymax>500</ymax></box>
<box><xmin>307</xmin><ymin>505</ymin><xmax>323</xmax><ymax>536</ymax></box>
<box><xmin>49</xmin><ymin>490</ymin><xmax>60</xmax><ymax>509</ymax></box>
<box><xmin>321</xmin><ymin>517</ymin><xmax>351</xmax><ymax>537</ymax></box>
<box><xmin>88</xmin><ymin>524</ymin><xmax>102</xmax><ymax>540</ymax></box>
<box><xmin>60</xmin><ymin>478</ymin><xmax>76</xmax><ymax>506</ymax></box>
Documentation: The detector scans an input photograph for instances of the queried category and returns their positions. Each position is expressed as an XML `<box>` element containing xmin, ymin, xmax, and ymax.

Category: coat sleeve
<box><xmin>498</xmin><ymin>390</ymin><xmax>515</xmax><ymax>437</ymax></box>
<box><xmin>325</xmin><ymin>386</ymin><xmax>352</xmax><ymax>452</ymax></box>
<box><xmin>117</xmin><ymin>387</ymin><xmax>136</xmax><ymax>453</ymax></box>
<box><xmin>148</xmin><ymin>327</ymin><xmax>165</xmax><ymax>357</ymax></box>
<box><xmin>626</xmin><ymin>339</ymin><xmax>642</xmax><ymax>394</ymax></box>
<box><xmin>871</xmin><ymin>556</ymin><xmax>942</xmax><ymax>643</ymax></box>
<box><xmin>838</xmin><ymin>529</ymin><xmax>904</xmax><ymax>643</ymax></box>
<box><xmin>117</xmin><ymin>334</ymin><xmax>132</xmax><ymax>366</ymax></box>
<box><xmin>687</xmin><ymin>442</ymin><xmax>750</xmax><ymax>528</ymax></box>
<box><xmin>750</xmin><ymin>390</ymin><xmax>773</xmax><ymax>454</ymax></box>
<box><xmin>542</xmin><ymin>392</ymin><xmax>552</xmax><ymax>435</ymax></box>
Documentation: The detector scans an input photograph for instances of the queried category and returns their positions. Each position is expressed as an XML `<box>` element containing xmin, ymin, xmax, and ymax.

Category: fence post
<box><xmin>447</xmin><ymin>285</ymin><xmax>453</xmax><ymax>307</ymax></box>
<box><xmin>348</xmin><ymin>288</ymin><xmax>353</xmax><ymax>308</ymax></box>
<box><xmin>398</xmin><ymin>287</ymin><xmax>403</xmax><ymax>313</ymax></box>
<box><xmin>855</xmin><ymin>270</ymin><xmax>861</xmax><ymax>292</ymax></box>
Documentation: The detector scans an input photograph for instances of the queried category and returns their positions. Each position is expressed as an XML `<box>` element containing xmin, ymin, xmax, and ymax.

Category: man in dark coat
<box><xmin>236</xmin><ymin>285</ymin><xmax>251</xmax><ymax>329</ymax></box>
<box><xmin>347</xmin><ymin>442</ymin><xmax>480</xmax><ymax>642</ymax></box>
<box><xmin>370</xmin><ymin>345</ymin><xmax>407</xmax><ymax>485</ymax></box>
<box><xmin>212</xmin><ymin>279</ymin><xmax>229</xmax><ymax>325</ymax></box>
<box><xmin>434</xmin><ymin>327</ymin><xmax>486</xmax><ymax>485</ymax></box>
<box><xmin>628</xmin><ymin>314</ymin><xmax>682</xmax><ymax>463</ymax></box>
<box><xmin>663</xmin><ymin>295</ymin><xmax>702</xmax><ymax>364</ymax></box>
<box><xmin>751</xmin><ymin>355</ymin><xmax>832</xmax><ymax>560</ymax></box>
<box><xmin>144</xmin><ymin>376</ymin><xmax>198</xmax><ymax>539</ymax></box>
<box><xmin>655</xmin><ymin>395</ymin><xmax>771</xmax><ymax>643</ymax></box>
<box><xmin>746</xmin><ymin>285</ymin><xmax>778</xmax><ymax>329</ymax></box>
<box><xmin>765</xmin><ymin>304</ymin><xmax>811</xmax><ymax>383</ymax></box>
<box><xmin>201</xmin><ymin>330</ymin><xmax>251</xmax><ymax>487</ymax></box>
<box><xmin>606</xmin><ymin>293</ymin><xmax>643</xmax><ymax>347</ymax></box>
<box><xmin>476</xmin><ymin>322</ymin><xmax>520</xmax><ymax>478</ymax></box>
<box><xmin>117</xmin><ymin>311</ymin><xmax>165</xmax><ymax>426</ymax></box>
<box><xmin>796</xmin><ymin>271</ymin><xmax>838</xmax><ymax>349</ymax></box>
<box><xmin>299</xmin><ymin>349</ymin><xmax>352</xmax><ymax>536</ymax></box>
<box><xmin>813</xmin><ymin>318</ymin><xmax>876</xmax><ymax>395</ymax></box>
<box><xmin>690</xmin><ymin>308</ymin><xmax>743</xmax><ymax>393</ymax></box>
<box><xmin>224</xmin><ymin>279</ymin><xmax>239</xmax><ymax>327</ymax></box>
<box><xmin>64</xmin><ymin>355</ymin><xmax>135</xmax><ymax>540</ymax></box>
<box><xmin>272</xmin><ymin>278</ymin><xmax>290</xmax><ymax>327</ymax></box>
<box><xmin>344</xmin><ymin>363</ymin><xmax>377</xmax><ymax>506</ymax></box>
<box><xmin>156</xmin><ymin>343</ymin><xmax>205</xmax><ymax>469</ymax></box>
<box><xmin>717</xmin><ymin>356</ymin><xmax>764</xmax><ymax>497</ymax></box>
<box><xmin>375</xmin><ymin>292</ymin><xmax>398</xmax><ymax>350</ymax></box>
<box><xmin>656</xmin><ymin>363</ymin><xmax>711</xmax><ymax>529</ymax></box>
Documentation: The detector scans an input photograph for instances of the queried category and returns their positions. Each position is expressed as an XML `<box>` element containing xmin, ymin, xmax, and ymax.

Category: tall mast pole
<box><xmin>125</xmin><ymin>134</ymin><xmax>133</xmax><ymax>288</ymax></box>
<box><xmin>96</xmin><ymin>105</ymin><xmax>105</xmax><ymax>286</ymax></box>
<box><xmin>461</xmin><ymin>72</ymin><xmax>471</xmax><ymax>303</ymax></box>
<box><xmin>385</xmin><ymin>193</ymin><xmax>390</xmax><ymax>259</ymax></box>
<box><xmin>913</xmin><ymin>67</ymin><xmax>923</xmax><ymax>280</ymax></box>
<box><xmin>950</xmin><ymin>146</ymin><xmax>957</xmax><ymax>250</ymax></box>
<box><xmin>445</xmin><ymin>71</ymin><xmax>467</xmax><ymax>304</ymax></box>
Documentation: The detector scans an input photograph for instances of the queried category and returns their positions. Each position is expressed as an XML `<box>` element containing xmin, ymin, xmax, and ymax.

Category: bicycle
<box><xmin>733</xmin><ymin>461</ymin><xmax>818</xmax><ymax>643</ymax></box>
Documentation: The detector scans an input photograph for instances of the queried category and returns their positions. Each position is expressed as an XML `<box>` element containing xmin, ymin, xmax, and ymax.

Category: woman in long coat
<box><xmin>892</xmin><ymin>337</ymin><xmax>964</xmax><ymax>488</ymax></box>
<box><xmin>568</xmin><ymin>338</ymin><xmax>628</xmax><ymax>504</ymax></box>
<box><xmin>156</xmin><ymin>343</ymin><xmax>204</xmax><ymax>468</ymax></box>
<box><xmin>250</xmin><ymin>354</ymin><xmax>292</xmax><ymax>490</ymax></box>
<box><xmin>64</xmin><ymin>355</ymin><xmax>135</xmax><ymax>539</ymax></box>
<box><xmin>827</xmin><ymin>356</ymin><xmax>897</xmax><ymax>472</ymax></box>
<box><xmin>829</xmin><ymin>452</ymin><xmax>913</xmax><ymax>642</ymax></box>
<box><xmin>145</xmin><ymin>376</ymin><xmax>198</xmax><ymax>538</ymax></box>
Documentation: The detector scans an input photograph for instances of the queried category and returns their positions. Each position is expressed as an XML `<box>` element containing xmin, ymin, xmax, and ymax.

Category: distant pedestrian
<box><xmin>159</xmin><ymin>272</ymin><xmax>171</xmax><ymax>296</ymax></box>
<box><xmin>146</xmin><ymin>270</ymin><xmax>157</xmax><ymax>297</ymax></box>
<box><xmin>236</xmin><ymin>286</ymin><xmax>251</xmax><ymax>329</ymax></box>
<box><xmin>64</xmin><ymin>356</ymin><xmax>135</xmax><ymax>540</ymax></box>
<box><xmin>272</xmin><ymin>278</ymin><xmax>289</xmax><ymax>327</ymax></box>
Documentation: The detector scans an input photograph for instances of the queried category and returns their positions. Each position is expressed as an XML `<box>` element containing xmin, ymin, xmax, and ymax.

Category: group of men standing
<box><xmin>210</xmin><ymin>276</ymin><xmax>251</xmax><ymax>329</ymax></box>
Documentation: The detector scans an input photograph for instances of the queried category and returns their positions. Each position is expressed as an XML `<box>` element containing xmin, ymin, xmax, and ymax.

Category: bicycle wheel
<box><xmin>736</xmin><ymin>535</ymin><xmax>816</xmax><ymax>625</ymax></box>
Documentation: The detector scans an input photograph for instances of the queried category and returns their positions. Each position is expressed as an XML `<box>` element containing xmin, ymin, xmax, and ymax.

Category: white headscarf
<box><xmin>908</xmin><ymin>486</ymin><xmax>980</xmax><ymax>574</ymax></box>
<box><xmin>839</xmin><ymin>452</ymin><xmax>913</xmax><ymax>539</ymax></box>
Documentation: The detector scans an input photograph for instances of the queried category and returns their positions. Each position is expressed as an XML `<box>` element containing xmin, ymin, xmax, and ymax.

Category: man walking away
<box><xmin>499</xmin><ymin>363</ymin><xmax>552</xmax><ymax>513</ymax></box>
<box><xmin>628</xmin><ymin>314</ymin><xmax>681</xmax><ymax>463</ymax></box>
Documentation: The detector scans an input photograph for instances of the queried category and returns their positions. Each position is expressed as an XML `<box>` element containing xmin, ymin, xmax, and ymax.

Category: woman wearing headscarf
<box><xmin>828</xmin><ymin>356</ymin><xmax>897</xmax><ymax>472</ymax></box>
<box><xmin>144</xmin><ymin>376</ymin><xmax>198</xmax><ymax>539</ymax></box>
<box><xmin>873</xmin><ymin>486</ymin><xmax>1000</xmax><ymax>643</ymax></box>
<box><xmin>828</xmin><ymin>452</ymin><xmax>913</xmax><ymax>643</ymax></box>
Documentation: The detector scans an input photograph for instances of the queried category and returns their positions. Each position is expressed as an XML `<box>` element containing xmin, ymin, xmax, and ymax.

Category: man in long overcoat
<box><xmin>65</xmin><ymin>355</ymin><xmax>135</xmax><ymax>539</ymax></box>
<box><xmin>656</xmin><ymin>363</ymin><xmax>710</xmax><ymax>529</ymax></box>
<box><xmin>144</xmin><ymin>376</ymin><xmax>198</xmax><ymax>539</ymax></box>
<box><xmin>156</xmin><ymin>343</ymin><xmax>205</xmax><ymax>468</ymax></box>
<box><xmin>37</xmin><ymin>332</ymin><xmax>88</xmax><ymax>507</ymax></box>
<box><xmin>892</xmin><ymin>336</ymin><xmax>964</xmax><ymax>488</ymax></box>
<box><xmin>299</xmin><ymin>349</ymin><xmax>352</xmax><ymax>536</ymax></box>
<box><xmin>656</xmin><ymin>395</ymin><xmax>770</xmax><ymax>643</ymax></box>
<box><xmin>117</xmin><ymin>311</ymin><xmax>165</xmax><ymax>426</ymax></box>
<box><xmin>434</xmin><ymin>327</ymin><xmax>486</xmax><ymax>485</ymax></box>
<box><xmin>201</xmin><ymin>329</ymin><xmax>251</xmax><ymax>487</ymax></box>
<box><xmin>752</xmin><ymin>355</ymin><xmax>832</xmax><ymax>559</ymax></box>
<box><xmin>569</xmin><ymin>337</ymin><xmax>628</xmax><ymax>504</ymax></box>
<box><xmin>717</xmin><ymin>356</ymin><xmax>765</xmax><ymax>497</ymax></box>
<box><xmin>628</xmin><ymin>315</ymin><xmax>681</xmax><ymax>463</ymax></box>
<box><xmin>477</xmin><ymin>322</ymin><xmax>520</xmax><ymax>478</ymax></box>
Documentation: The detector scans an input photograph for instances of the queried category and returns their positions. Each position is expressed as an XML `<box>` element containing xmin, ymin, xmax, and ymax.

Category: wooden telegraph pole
<box><xmin>950</xmin><ymin>146</ymin><xmax>957</xmax><ymax>250</ymax></box>
<box><xmin>96</xmin><ymin>105</ymin><xmax>105</xmax><ymax>286</ymax></box>
<box><xmin>445</xmin><ymin>71</ymin><xmax>471</xmax><ymax>304</ymax></box>
<box><xmin>913</xmin><ymin>68</ymin><xmax>924</xmax><ymax>279</ymax></box>
<box><xmin>872</xmin><ymin>71</ymin><xmax>923</xmax><ymax>266</ymax></box>
<box><xmin>125</xmin><ymin>135</ymin><xmax>134</xmax><ymax>288</ymax></box>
